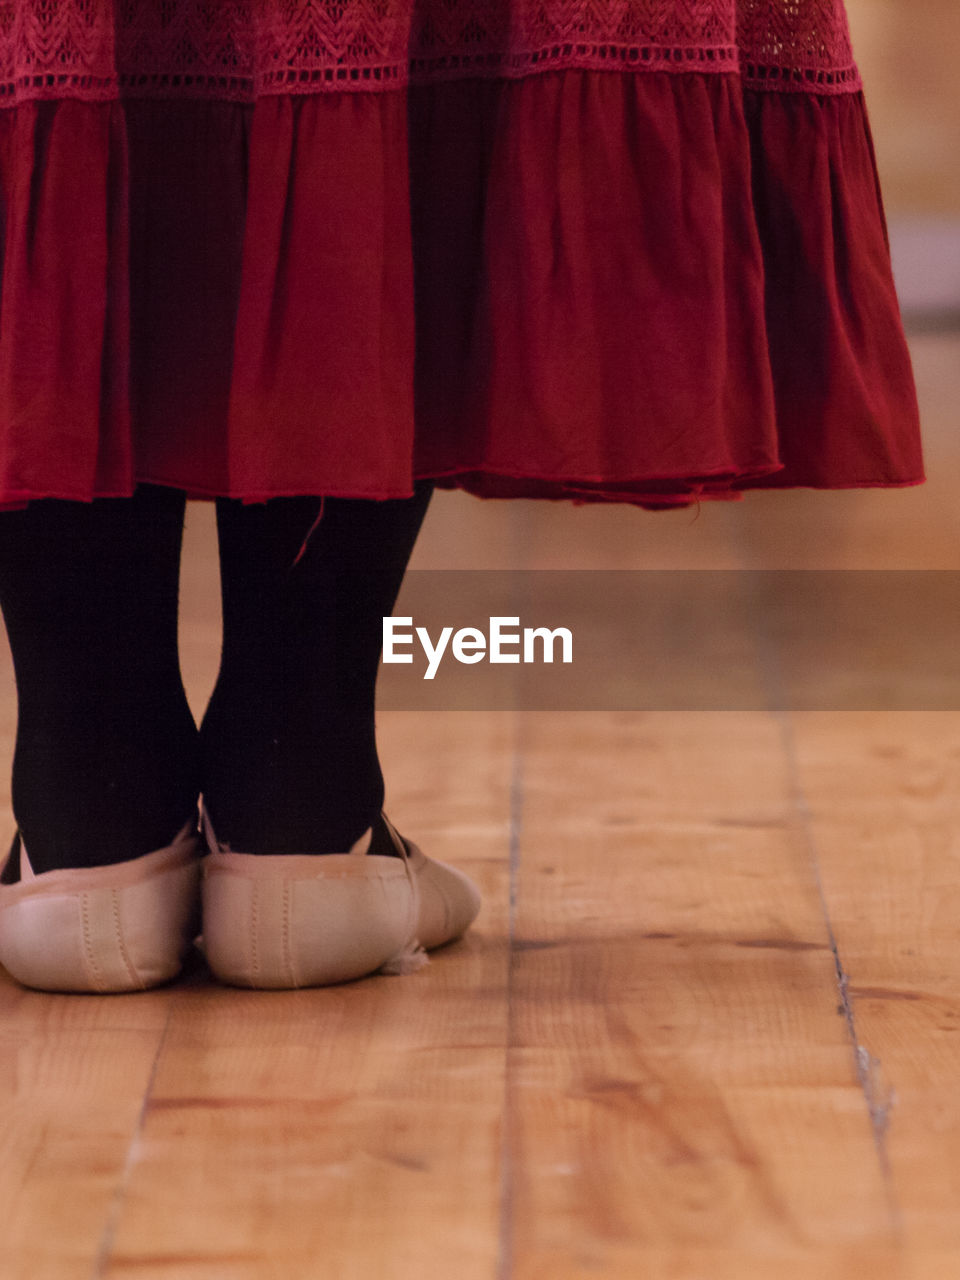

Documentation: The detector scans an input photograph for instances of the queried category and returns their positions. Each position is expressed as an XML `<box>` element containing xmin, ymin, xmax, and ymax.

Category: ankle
<box><xmin>199</xmin><ymin>701</ymin><xmax>390</xmax><ymax>855</ymax></box>
<box><xmin>11</xmin><ymin>703</ymin><xmax>201</xmax><ymax>874</ymax></box>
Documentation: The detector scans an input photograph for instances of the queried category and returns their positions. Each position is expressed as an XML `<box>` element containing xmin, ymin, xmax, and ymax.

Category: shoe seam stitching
<box><xmin>80</xmin><ymin>892</ymin><xmax>104</xmax><ymax>991</ymax></box>
<box><xmin>281</xmin><ymin>879</ymin><xmax>295</xmax><ymax>988</ymax></box>
<box><xmin>250</xmin><ymin>882</ymin><xmax>261</xmax><ymax>984</ymax></box>
<box><xmin>111</xmin><ymin>888</ymin><xmax>140</xmax><ymax>989</ymax></box>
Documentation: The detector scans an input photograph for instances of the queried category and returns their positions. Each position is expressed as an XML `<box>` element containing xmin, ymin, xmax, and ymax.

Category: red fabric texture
<box><xmin>0</xmin><ymin>3</ymin><xmax>925</xmax><ymax>512</ymax></box>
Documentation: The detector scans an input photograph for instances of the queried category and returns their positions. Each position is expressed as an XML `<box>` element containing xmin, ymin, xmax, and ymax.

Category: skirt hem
<box><xmin>0</xmin><ymin>470</ymin><xmax>928</xmax><ymax>516</ymax></box>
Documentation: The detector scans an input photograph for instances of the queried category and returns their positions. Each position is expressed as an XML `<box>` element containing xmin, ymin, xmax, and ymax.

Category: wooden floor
<box><xmin>2</xmin><ymin>3</ymin><xmax>960</xmax><ymax>1276</ymax></box>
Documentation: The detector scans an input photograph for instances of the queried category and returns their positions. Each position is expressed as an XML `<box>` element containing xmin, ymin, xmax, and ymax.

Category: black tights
<box><xmin>0</xmin><ymin>482</ymin><xmax>433</xmax><ymax>874</ymax></box>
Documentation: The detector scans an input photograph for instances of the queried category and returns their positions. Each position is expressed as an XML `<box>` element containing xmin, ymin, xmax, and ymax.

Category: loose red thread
<box><xmin>291</xmin><ymin>495</ymin><xmax>326</xmax><ymax>568</ymax></box>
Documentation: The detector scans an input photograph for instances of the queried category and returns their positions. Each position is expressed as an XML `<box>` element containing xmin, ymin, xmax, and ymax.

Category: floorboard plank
<box><xmin>506</xmin><ymin>712</ymin><xmax>896</xmax><ymax>1277</ymax></box>
<box><xmin>784</xmin><ymin>712</ymin><xmax>960</xmax><ymax>1257</ymax></box>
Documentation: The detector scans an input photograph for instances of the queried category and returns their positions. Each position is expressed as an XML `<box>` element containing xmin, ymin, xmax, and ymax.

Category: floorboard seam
<box><xmin>90</xmin><ymin>1001</ymin><xmax>175</xmax><ymax>1279</ymax></box>
<box><xmin>496</xmin><ymin>710</ymin><xmax>524</xmax><ymax>1280</ymax></box>
<box><xmin>735</xmin><ymin>538</ymin><xmax>905</xmax><ymax>1241</ymax></box>
<box><xmin>773</xmin><ymin>708</ymin><xmax>903</xmax><ymax>1242</ymax></box>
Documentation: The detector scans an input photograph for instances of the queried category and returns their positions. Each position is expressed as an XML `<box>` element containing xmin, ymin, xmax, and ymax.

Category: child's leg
<box><xmin>0</xmin><ymin>485</ymin><xmax>200</xmax><ymax>874</ymax></box>
<box><xmin>199</xmin><ymin>481</ymin><xmax>434</xmax><ymax>854</ymax></box>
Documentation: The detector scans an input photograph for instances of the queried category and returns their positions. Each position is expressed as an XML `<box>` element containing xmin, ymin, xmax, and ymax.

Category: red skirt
<box><xmin>0</xmin><ymin>71</ymin><xmax>925</xmax><ymax>512</ymax></box>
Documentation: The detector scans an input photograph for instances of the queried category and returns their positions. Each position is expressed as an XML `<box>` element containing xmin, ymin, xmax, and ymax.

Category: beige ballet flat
<box><xmin>377</xmin><ymin>812</ymin><xmax>483</xmax><ymax>953</ymax></box>
<box><xmin>0</xmin><ymin>818</ymin><xmax>203</xmax><ymax>993</ymax></box>
<box><xmin>199</xmin><ymin>804</ymin><xmax>481</xmax><ymax>990</ymax></box>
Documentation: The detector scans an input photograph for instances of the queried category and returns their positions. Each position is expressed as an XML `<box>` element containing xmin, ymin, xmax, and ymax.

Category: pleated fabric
<box><xmin>0</xmin><ymin>3</ymin><xmax>925</xmax><ymax>511</ymax></box>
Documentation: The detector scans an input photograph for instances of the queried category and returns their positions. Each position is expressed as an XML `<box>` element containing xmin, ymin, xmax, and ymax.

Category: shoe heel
<box><xmin>201</xmin><ymin>850</ymin><xmax>420</xmax><ymax>989</ymax></box>
<box><xmin>0</xmin><ymin>823</ymin><xmax>202</xmax><ymax>993</ymax></box>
